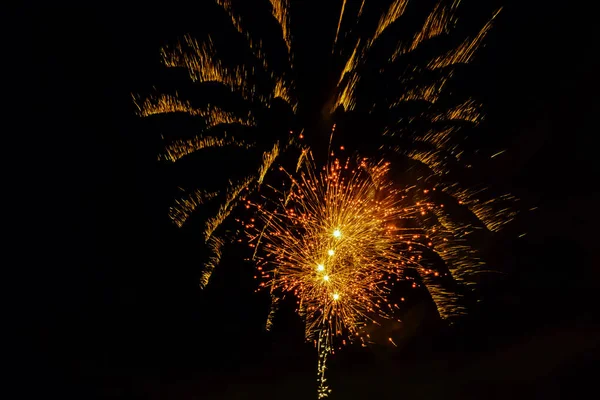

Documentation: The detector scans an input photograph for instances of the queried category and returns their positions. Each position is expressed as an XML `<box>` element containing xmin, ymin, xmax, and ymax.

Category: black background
<box><xmin>16</xmin><ymin>0</ymin><xmax>600</xmax><ymax>398</ymax></box>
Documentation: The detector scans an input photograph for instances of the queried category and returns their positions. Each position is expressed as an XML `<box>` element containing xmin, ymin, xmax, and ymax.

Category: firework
<box><xmin>248</xmin><ymin>152</ymin><xmax>441</xmax><ymax>395</ymax></box>
<box><xmin>136</xmin><ymin>1</ymin><xmax>516</xmax><ymax>397</ymax></box>
<box><xmin>251</xmin><ymin>154</ymin><xmax>431</xmax><ymax>336</ymax></box>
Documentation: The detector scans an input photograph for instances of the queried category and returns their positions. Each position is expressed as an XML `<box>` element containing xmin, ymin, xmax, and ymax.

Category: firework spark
<box><xmin>372</xmin><ymin>0</ymin><xmax>410</xmax><ymax>46</ymax></box>
<box><xmin>269</xmin><ymin>0</ymin><xmax>293</xmax><ymax>55</ymax></box>
<box><xmin>333</xmin><ymin>0</ymin><xmax>349</xmax><ymax>50</ymax></box>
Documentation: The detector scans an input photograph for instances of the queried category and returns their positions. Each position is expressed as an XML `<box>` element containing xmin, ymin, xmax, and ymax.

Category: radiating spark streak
<box><xmin>338</xmin><ymin>40</ymin><xmax>362</xmax><ymax>85</ymax></box>
<box><xmin>431</xmin><ymin>205</ymin><xmax>473</xmax><ymax>238</ymax></box>
<box><xmin>410</xmin><ymin>1</ymin><xmax>460</xmax><ymax>51</ymax></box>
<box><xmin>205</xmin><ymin>176</ymin><xmax>254</xmax><ymax>241</ymax></box>
<box><xmin>370</xmin><ymin>0</ymin><xmax>409</xmax><ymax>46</ymax></box>
<box><xmin>160</xmin><ymin>135</ymin><xmax>254</xmax><ymax>162</ymax></box>
<box><xmin>442</xmin><ymin>185</ymin><xmax>518</xmax><ymax>233</ymax></box>
<box><xmin>391</xmin><ymin>74</ymin><xmax>452</xmax><ymax>105</ymax></box>
<box><xmin>421</xmin><ymin>127</ymin><xmax>458</xmax><ymax>150</ymax></box>
<box><xmin>358</xmin><ymin>0</ymin><xmax>367</xmax><ymax>17</ymax></box>
<box><xmin>490</xmin><ymin>149</ymin><xmax>506</xmax><ymax>159</ymax></box>
<box><xmin>161</xmin><ymin>35</ymin><xmax>240</xmax><ymax>85</ymax></box>
<box><xmin>431</xmin><ymin>239</ymin><xmax>483</xmax><ymax>284</ymax></box>
<box><xmin>269</xmin><ymin>0</ymin><xmax>292</xmax><ymax>55</ymax></box>
<box><xmin>200</xmin><ymin>236</ymin><xmax>225</xmax><ymax>288</ymax></box>
<box><xmin>161</xmin><ymin>35</ymin><xmax>268</xmax><ymax>104</ymax></box>
<box><xmin>428</xmin><ymin>8</ymin><xmax>502</xmax><ymax>70</ymax></box>
<box><xmin>393</xmin><ymin>0</ymin><xmax>461</xmax><ymax>61</ymax></box>
<box><xmin>258</xmin><ymin>142</ymin><xmax>280</xmax><ymax>184</ymax></box>
<box><xmin>426</xmin><ymin>208</ymin><xmax>484</xmax><ymax>284</ymax></box>
<box><xmin>335</xmin><ymin>0</ymin><xmax>411</xmax><ymax>111</ymax></box>
<box><xmin>470</xmin><ymin>195</ymin><xmax>518</xmax><ymax>232</ymax></box>
<box><xmin>333</xmin><ymin>39</ymin><xmax>363</xmax><ymax>111</ymax></box>
<box><xmin>134</xmin><ymin>93</ymin><xmax>256</xmax><ymax>128</ymax></box>
<box><xmin>296</xmin><ymin>147</ymin><xmax>309</xmax><ymax>172</ymax></box>
<box><xmin>216</xmin><ymin>0</ymin><xmax>269</xmax><ymax>69</ymax></box>
<box><xmin>419</xmin><ymin>270</ymin><xmax>467</xmax><ymax>318</ymax></box>
<box><xmin>169</xmin><ymin>190</ymin><xmax>219</xmax><ymax>228</ymax></box>
<box><xmin>215</xmin><ymin>0</ymin><xmax>243</xmax><ymax>35</ymax></box>
<box><xmin>217</xmin><ymin>0</ymin><xmax>297</xmax><ymax>108</ymax></box>
<box><xmin>335</xmin><ymin>72</ymin><xmax>360</xmax><ymax>111</ymax></box>
<box><xmin>402</xmin><ymin>148</ymin><xmax>450</xmax><ymax>176</ymax></box>
<box><xmin>133</xmin><ymin>93</ymin><xmax>191</xmax><ymax>116</ymax></box>
<box><xmin>433</xmin><ymin>98</ymin><xmax>483</xmax><ymax>124</ymax></box>
<box><xmin>333</xmin><ymin>0</ymin><xmax>349</xmax><ymax>50</ymax></box>
<box><xmin>274</xmin><ymin>78</ymin><xmax>297</xmax><ymax>111</ymax></box>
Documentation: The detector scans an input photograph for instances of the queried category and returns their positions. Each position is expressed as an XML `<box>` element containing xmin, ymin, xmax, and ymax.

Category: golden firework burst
<box><xmin>248</xmin><ymin>151</ymin><xmax>444</xmax><ymax>395</ymax></box>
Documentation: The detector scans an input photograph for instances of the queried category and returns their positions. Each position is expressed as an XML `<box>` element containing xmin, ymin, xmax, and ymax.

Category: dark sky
<box><xmin>16</xmin><ymin>0</ymin><xmax>600</xmax><ymax>399</ymax></box>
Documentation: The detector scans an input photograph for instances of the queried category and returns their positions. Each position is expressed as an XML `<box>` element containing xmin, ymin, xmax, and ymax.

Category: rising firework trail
<box><xmin>135</xmin><ymin>0</ymin><xmax>516</xmax><ymax>397</ymax></box>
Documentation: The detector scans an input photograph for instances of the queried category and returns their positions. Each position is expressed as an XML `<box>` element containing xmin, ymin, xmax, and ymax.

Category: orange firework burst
<box><xmin>248</xmin><ymin>151</ymin><xmax>440</xmax><ymax>396</ymax></box>
<box><xmin>252</xmin><ymin>155</ymin><xmax>430</xmax><ymax>336</ymax></box>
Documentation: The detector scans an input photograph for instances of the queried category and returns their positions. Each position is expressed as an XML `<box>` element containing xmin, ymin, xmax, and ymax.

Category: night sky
<box><xmin>18</xmin><ymin>0</ymin><xmax>599</xmax><ymax>398</ymax></box>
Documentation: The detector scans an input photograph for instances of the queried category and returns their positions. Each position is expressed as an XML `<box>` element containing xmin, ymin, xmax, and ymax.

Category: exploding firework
<box><xmin>250</xmin><ymin>154</ymin><xmax>431</xmax><ymax>339</ymax></box>
<box><xmin>247</xmin><ymin>151</ymin><xmax>444</xmax><ymax>396</ymax></box>
<box><xmin>135</xmin><ymin>0</ymin><xmax>517</xmax><ymax>397</ymax></box>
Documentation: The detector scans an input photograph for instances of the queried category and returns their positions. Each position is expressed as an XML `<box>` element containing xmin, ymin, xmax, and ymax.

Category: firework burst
<box><xmin>250</xmin><ymin>154</ymin><xmax>431</xmax><ymax>338</ymax></box>
<box><xmin>248</xmin><ymin>151</ymin><xmax>443</xmax><ymax>395</ymax></box>
<box><xmin>135</xmin><ymin>0</ymin><xmax>516</xmax><ymax>397</ymax></box>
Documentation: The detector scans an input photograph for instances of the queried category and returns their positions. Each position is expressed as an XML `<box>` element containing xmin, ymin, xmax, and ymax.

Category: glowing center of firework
<box><xmin>332</xmin><ymin>229</ymin><xmax>342</xmax><ymax>238</ymax></box>
<box><xmin>327</xmin><ymin>249</ymin><xmax>335</xmax><ymax>256</ymax></box>
<box><xmin>317</xmin><ymin>263</ymin><xmax>325</xmax><ymax>272</ymax></box>
<box><xmin>323</xmin><ymin>275</ymin><xmax>330</xmax><ymax>282</ymax></box>
<box><xmin>332</xmin><ymin>293</ymin><xmax>340</xmax><ymax>301</ymax></box>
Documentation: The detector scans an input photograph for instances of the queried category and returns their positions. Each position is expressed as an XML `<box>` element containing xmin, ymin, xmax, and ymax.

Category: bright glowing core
<box><xmin>328</xmin><ymin>249</ymin><xmax>335</xmax><ymax>256</ymax></box>
<box><xmin>323</xmin><ymin>275</ymin><xmax>330</xmax><ymax>281</ymax></box>
<box><xmin>332</xmin><ymin>293</ymin><xmax>340</xmax><ymax>300</ymax></box>
<box><xmin>333</xmin><ymin>229</ymin><xmax>342</xmax><ymax>238</ymax></box>
<box><xmin>317</xmin><ymin>264</ymin><xmax>325</xmax><ymax>271</ymax></box>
